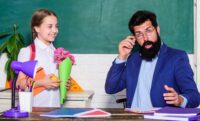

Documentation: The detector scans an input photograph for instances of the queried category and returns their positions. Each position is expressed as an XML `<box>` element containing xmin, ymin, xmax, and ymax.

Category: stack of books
<box><xmin>144</xmin><ymin>107</ymin><xmax>200</xmax><ymax>121</ymax></box>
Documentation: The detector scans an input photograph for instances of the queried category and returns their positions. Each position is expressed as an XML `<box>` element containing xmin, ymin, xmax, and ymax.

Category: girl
<box><xmin>16</xmin><ymin>9</ymin><xmax>70</xmax><ymax>107</ymax></box>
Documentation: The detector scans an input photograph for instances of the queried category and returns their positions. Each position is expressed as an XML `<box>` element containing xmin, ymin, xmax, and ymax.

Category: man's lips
<box><xmin>145</xmin><ymin>44</ymin><xmax>152</xmax><ymax>49</ymax></box>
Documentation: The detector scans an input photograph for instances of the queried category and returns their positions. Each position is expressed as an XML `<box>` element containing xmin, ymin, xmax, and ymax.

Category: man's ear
<box><xmin>156</xmin><ymin>26</ymin><xmax>160</xmax><ymax>35</ymax></box>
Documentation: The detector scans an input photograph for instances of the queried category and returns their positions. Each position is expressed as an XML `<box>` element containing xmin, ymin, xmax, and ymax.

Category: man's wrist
<box><xmin>178</xmin><ymin>95</ymin><xmax>184</xmax><ymax>106</ymax></box>
<box><xmin>115</xmin><ymin>57</ymin><xmax>127</xmax><ymax>64</ymax></box>
<box><xmin>178</xmin><ymin>95</ymin><xmax>188</xmax><ymax>108</ymax></box>
<box><xmin>117</xmin><ymin>55</ymin><xmax>128</xmax><ymax>60</ymax></box>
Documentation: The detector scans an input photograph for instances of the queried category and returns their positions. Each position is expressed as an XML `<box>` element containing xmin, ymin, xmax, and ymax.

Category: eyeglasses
<box><xmin>135</xmin><ymin>27</ymin><xmax>155</xmax><ymax>40</ymax></box>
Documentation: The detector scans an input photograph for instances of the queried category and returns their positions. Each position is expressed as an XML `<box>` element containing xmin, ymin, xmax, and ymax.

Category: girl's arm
<box><xmin>16</xmin><ymin>72</ymin><xmax>60</xmax><ymax>90</ymax></box>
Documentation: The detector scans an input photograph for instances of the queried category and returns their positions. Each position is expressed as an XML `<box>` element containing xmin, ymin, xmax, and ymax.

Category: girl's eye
<box><xmin>48</xmin><ymin>26</ymin><xmax>52</xmax><ymax>28</ymax></box>
<box><xmin>47</xmin><ymin>24</ymin><xmax>52</xmax><ymax>28</ymax></box>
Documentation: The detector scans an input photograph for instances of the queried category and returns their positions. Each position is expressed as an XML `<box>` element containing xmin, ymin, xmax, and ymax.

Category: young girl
<box><xmin>16</xmin><ymin>9</ymin><xmax>70</xmax><ymax>107</ymax></box>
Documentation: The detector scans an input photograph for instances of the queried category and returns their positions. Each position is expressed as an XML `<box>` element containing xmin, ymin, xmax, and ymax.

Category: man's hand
<box><xmin>118</xmin><ymin>36</ymin><xmax>136</xmax><ymax>60</ymax></box>
<box><xmin>163</xmin><ymin>85</ymin><xmax>183</xmax><ymax>107</ymax></box>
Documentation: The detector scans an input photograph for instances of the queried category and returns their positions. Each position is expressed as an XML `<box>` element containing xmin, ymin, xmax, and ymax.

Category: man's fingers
<box><xmin>163</xmin><ymin>92</ymin><xmax>176</xmax><ymax>97</ymax></box>
<box><xmin>164</xmin><ymin>85</ymin><xmax>175</xmax><ymax>92</ymax></box>
<box><xmin>166</xmin><ymin>100</ymin><xmax>177</xmax><ymax>104</ymax></box>
<box><xmin>125</xmin><ymin>36</ymin><xmax>136</xmax><ymax>45</ymax></box>
<box><xmin>164</xmin><ymin>95</ymin><xmax>177</xmax><ymax>101</ymax></box>
<box><xmin>163</xmin><ymin>85</ymin><xmax>182</xmax><ymax>106</ymax></box>
<box><xmin>126</xmin><ymin>36</ymin><xmax>136</xmax><ymax>41</ymax></box>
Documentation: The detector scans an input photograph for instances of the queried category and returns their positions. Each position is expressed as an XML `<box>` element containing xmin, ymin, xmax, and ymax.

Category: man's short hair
<box><xmin>128</xmin><ymin>10</ymin><xmax>158</xmax><ymax>34</ymax></box>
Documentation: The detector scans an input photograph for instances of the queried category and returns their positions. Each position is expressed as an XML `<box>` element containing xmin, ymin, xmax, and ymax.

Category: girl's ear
<box><xmin>34</xmin><ymin>26</ymin><xmax>39</xmax><ymax>33</ymax></box>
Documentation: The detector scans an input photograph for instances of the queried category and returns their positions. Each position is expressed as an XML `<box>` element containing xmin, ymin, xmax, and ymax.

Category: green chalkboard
<box><xmin>0</xmin><ymin>0</ymin><xmax>194</xmax><ymax>54</ymax></box>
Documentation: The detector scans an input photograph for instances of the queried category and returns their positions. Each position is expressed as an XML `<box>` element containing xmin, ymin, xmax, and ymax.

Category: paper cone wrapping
<box><xmin>59</xmin><ymin>57</ymin><xmax>72</xmax><ymax>104</ymax></box>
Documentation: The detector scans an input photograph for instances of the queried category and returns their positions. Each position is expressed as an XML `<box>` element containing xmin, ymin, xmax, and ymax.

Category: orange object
<box><xmin>5</xmin><ymin>80</ymin><xmax>11</xmax><ymax>88</ymax></box>
<box><xmin>30</xmin><ymin>67</ymin><xmax>46</xmax><ymax>96</ymax></box>
<box><xmin>69</xmin><ymin>77</ymin><xmax>84</xmax><ymax>92</ymax></box>
<box><xmin>28</xmin><ymin>67</ymin><xmax>83</xmax><ymax>95</ymax></box>
<box><xmin>50</xmin><ymin>74</ymin><xmax>58</xmax><ymax>80</ymax></box>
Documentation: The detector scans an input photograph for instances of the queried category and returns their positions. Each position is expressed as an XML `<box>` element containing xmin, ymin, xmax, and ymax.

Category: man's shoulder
<box><xmin>162</xmin><ymin>44</ymin><xmax>188</xmax><ymax>60</ymax></box>
<box><xmin>163</xmin><ymin>44</ymin><xmax>187</xmax><ymax>55</ymax></box>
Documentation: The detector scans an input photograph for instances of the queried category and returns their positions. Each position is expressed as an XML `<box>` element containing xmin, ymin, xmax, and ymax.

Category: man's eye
<box><xmin>136</xmin><ymin>33</ymin><xmax>142</xmax><ymax>37</ymax></box>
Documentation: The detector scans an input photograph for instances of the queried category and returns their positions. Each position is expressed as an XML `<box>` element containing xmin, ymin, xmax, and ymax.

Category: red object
<box><xmin>30</xmin><ymin>43</ymin><xmax>35</xmax><ymax>60</ymax></box>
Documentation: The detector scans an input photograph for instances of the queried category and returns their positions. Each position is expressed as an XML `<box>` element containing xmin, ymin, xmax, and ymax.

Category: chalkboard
<box><xmin>0</xmin><ymin>0</ymin><xmax>194</xmax><ymax>54</ymax></box>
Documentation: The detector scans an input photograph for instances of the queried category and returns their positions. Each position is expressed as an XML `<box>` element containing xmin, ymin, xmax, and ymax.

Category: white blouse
<box><xmin>18</xmin><ymin>38</ymin><xmax>60</xmax><ymax>107</ymax></box>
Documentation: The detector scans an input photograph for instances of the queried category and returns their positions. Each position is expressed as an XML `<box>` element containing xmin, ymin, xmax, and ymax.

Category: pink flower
<box><xmin>54</xmin><ymin>48</ymin><xmax>75</xmax><ymax>65</ymax></box>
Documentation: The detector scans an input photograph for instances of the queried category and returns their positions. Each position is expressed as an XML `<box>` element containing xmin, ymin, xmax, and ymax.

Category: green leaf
<box><xmin>7</xmin><ymin>35</ymin><xmax>16</xmax><ymax>53</ymax></box>
<box><xmin>15</xmin><ymin>33</ymin><xmax>24</xmax><ymax>51</ymax></box>
<box><xmin>0</xmin><ymin>32</ymin><xmax>10</xmax><ymax>39</ymax></box>
<box><xmin>10</xmin><ymin>68</ymin><xmax>15</xmax><ymax>81</ymax></box>
<box><xmin>10</xmin><ymin>48</ymin><xmax>18</xmax><ymax>61</ymax></box>
<box><xmin>0</xmin><ymin>42</ymin><xmax>8</xmax><ymax>54</ymax></box>
<box><xmin>17</xmin><ymin>41</ymin><xmax>24</xmax><ymax>49</ymax></box>
<box><xmin>1</xmin><ymin>24</ymin><xmax>25</xmax><ymax>81</ymax></box>
<box><xmin>13</xmin><ymin>24</ymin><xmax>18</xmax><ymax>34</ymax></box>
<box><xmin>16</xmin><ymin>33</ymin><xmax>25</xmax><ymax>45</ymax></box>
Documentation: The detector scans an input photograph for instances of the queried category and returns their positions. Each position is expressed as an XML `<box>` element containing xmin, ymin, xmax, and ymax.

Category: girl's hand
<box><xmin>66</xmin><ymin>77</ymin><xmax>72</xmax><ymax>91</ymax></box>
<box><xmin>38</xmin><ymin>74</ymin><xmax>60</xmax><ymax>89</ymax></box>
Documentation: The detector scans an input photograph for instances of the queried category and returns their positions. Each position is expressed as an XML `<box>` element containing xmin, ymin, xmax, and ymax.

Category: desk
<box><xmin>0</xmin><ymin>89</ymin><xmax>94</xmax><ymax>113</ymax></box>
<box><xmin>0</xmin><ymin>108</ymin><xmax>146</xmax><ymax>121</ymax></box>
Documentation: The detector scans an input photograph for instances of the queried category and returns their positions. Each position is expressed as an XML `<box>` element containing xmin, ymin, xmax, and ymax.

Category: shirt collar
<box><xmin>34</xmin><ymin>37</ymin><xmax>54</xmax><ymax>50</ymax></box>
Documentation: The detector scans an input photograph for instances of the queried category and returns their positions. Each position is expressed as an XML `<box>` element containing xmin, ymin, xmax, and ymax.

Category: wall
<box><xmin>195</xmin><ymin>0</ymin><xmax>200</xmax><ymax>90</ymax></box>
<box><xmin>1</xmin><ymin>54</ymin><xmax>195</xmax><ymax>108</ymax></box>
<box><xmin>0</xmin><ymin>54</ymin><xmax>7</xmax><ymax>88</ymax></box>
<box><xmin>0</xmin><ymin>0</ymin><xmax>194</xmax><ymax>54</ymax></box>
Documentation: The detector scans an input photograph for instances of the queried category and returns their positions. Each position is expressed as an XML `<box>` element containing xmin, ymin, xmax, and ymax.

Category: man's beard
<box><xmin>139</xmin><ymin>35</ymin><xmax>161</xmax><ymax>61</ymax></box>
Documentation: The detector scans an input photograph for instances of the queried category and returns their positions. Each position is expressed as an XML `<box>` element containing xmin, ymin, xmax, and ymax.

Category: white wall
<box><xmin>0</xmin><ymin>53</ymin><xmax>7</xmax><ymax>88</ymax></box>
<box><xmin>70</xmin><ymin>54</ymin><xmax>125</xmax><ymax>108</ymax></box>
<box><xmin>195</xmin><ymin>0</ymin><xmax>200</xmax><ymax>90</ymax></box>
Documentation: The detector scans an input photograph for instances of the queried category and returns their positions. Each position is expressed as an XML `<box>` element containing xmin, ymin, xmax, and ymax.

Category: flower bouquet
<box><xmin>54</xmin><ymin>48</ymin><xmax>75</xmax><ymax>104</ymax></box>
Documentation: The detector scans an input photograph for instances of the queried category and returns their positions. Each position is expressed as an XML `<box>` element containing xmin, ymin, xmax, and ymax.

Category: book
<box><xmin>78</xmin><ymin>109</ymin><xmax>111</xmax><ymax>117</ymax></box>
<box><xmin>125</xmin><ymin>108</ymin><xmax>159</xmax><ymax>114</ymax></box>
<box><xmin>40</xmin><ymin>108</ymin><xmax>111</xmax><ymax>118</ymax></box>
<box><xmin>144</xmin><ymin>107</ymin><xmax>200</xmax><ymax>121</ymax></box>
<box><xmin>144</xmin><ymin>114</ymin><xmax>200</xmax><ymax>121</ymax></box>
<box><xmin>154</xmin><ymin>107</ymin><xmax>200</xmax><ymax>116</ymax></box>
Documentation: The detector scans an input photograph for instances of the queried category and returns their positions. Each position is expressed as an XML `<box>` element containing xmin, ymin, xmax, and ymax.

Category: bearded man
<box><xmin>105</xmin><ymin>10</ymin><xmax>200</xmax><ymax>109</ymax></box>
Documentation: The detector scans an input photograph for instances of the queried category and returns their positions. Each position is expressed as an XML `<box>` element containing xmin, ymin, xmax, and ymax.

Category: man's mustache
<box><xmin>142</xmin><ymin>40</ymin><xmax>154</xmax><ymax>47</ymax></box>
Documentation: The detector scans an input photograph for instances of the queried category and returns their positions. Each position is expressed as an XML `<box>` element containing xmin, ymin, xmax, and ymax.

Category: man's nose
<box><xmin>142</xmin><ymin>33</ymin><xmax>148</xmax><ymax>41</ymax></box>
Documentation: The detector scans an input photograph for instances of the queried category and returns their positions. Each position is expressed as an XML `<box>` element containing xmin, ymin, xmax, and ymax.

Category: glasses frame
<box><xmin>135</xmin><ymin>26</ymin><xmax>155</xmax><ymax>40</ymax></box>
